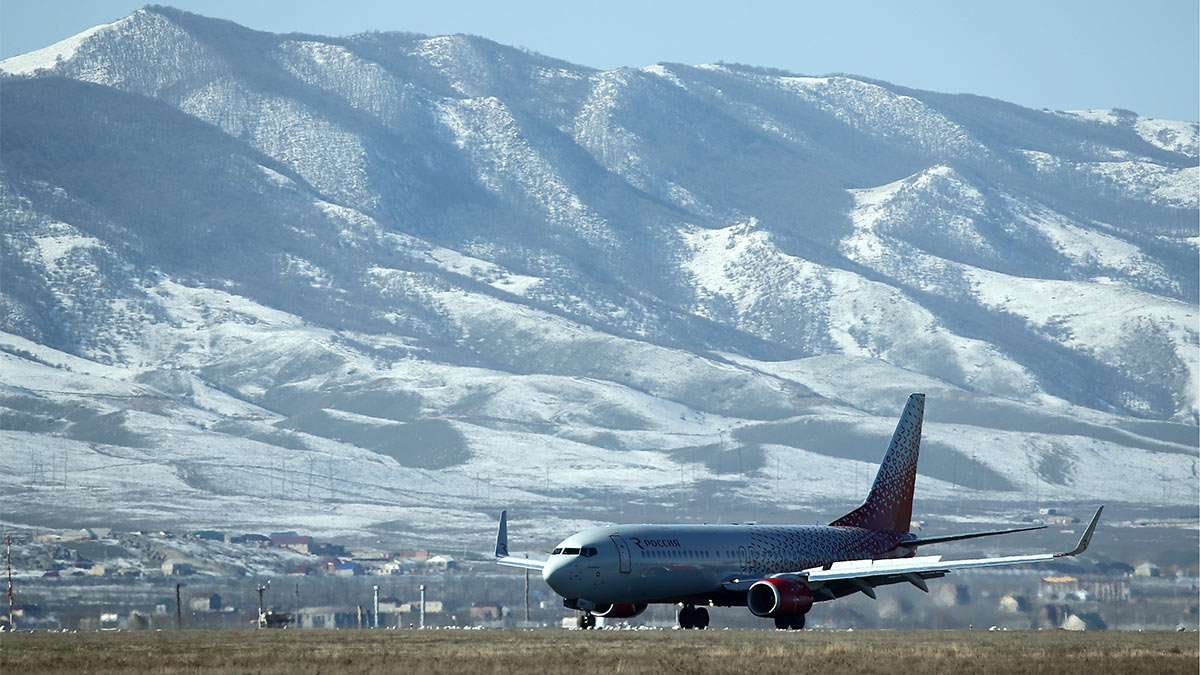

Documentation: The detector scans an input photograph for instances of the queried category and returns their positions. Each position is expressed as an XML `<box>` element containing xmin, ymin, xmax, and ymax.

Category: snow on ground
<box><xmin>1058</xmin><ymin>109</ymin><xmax>1199</xmax><ymax>156</ymax></box>
<box><xmin>1133</xmin><ymin>117</ymin><xmax>1199</xmax><ymax>156</ymax></box>
<box><xmin>999</xmin><ymin>193</ymin><xmax>1172</xmax><ymax>284</ymax></box>
<box><xmin>966</xmin><ymin>267</ymin><xmax>1199</xmax><ymax>413</ymax></box>
<box><xmin>456</xmin><ymin>421</ymin><xmax>685</xmax><ymax>492</ymax></box>
<box><xmin>0</xmin><ymin>14</ymin><xmax>132</xmax><ymax>75</ymax></box>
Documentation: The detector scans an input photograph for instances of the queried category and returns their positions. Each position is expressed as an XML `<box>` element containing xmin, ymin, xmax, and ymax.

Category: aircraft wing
<box><xmin>724</xmin><ymin>506</ymin><xmax>1102</xmax><ymax>597</ymax></box>
<box><xmin>494</xmin><ymin>510</ymin><xmax>547</xmax><ymax>572</ymax></box>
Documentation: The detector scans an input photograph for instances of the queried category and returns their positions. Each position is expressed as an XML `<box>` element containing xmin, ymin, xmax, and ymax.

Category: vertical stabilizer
<box><xmin>830</xmin><ymin>393</ymin><xmax>924</xmax><ymax>532</ymax></box>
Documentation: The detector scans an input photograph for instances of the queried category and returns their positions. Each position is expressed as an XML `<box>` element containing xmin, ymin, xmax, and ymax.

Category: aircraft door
<box><xmin>610</xmin><ymin>534</ymin><xmax>632</xmax><ymax>574</ymax></box>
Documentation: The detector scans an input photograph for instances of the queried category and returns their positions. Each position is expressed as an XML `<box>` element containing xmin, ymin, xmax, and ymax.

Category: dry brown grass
<box><xmin>2</xmin><ymin>629</ymin><xmax>1195</xmax><ymax>674</ymax></box>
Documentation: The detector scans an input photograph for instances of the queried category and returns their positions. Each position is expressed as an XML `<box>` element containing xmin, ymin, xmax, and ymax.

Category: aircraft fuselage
<box><xmin>543</xmin><ymin>523</ymin><xmax>915</xmax><ymax>605</ymax></box>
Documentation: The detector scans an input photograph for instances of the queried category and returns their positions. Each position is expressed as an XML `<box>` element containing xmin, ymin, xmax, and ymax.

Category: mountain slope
<box><xmin>0</xmin><ymin>7</ymin><xmax>1196</xmax><ymax>546</ymax></box>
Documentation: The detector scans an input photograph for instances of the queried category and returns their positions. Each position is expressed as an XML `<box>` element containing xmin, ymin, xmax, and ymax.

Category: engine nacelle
<box><xmin>747</xmin><ymin>578</ymin><xmax>814</xmax><ymax>617</ymax></box>
<box><xmin>592</xmin><ymin>602</ymin><xmax>648</xmax><ymax>618</ymax></box>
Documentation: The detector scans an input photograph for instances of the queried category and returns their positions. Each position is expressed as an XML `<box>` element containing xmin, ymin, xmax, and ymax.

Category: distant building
<box><xmin>189</xmin><ymin>593</ymin><xmax>222</xmax><ymax>612</ymax></box>
<box><xmin>87</xmin><ymin>564</ymin><xmax>108</xmax><ymax>577</ymax></box>
<box><xmin>379</xmin><ymin>560</ymin><xmax>407</xmax><ymax>575</ymax></box>
<box><xmin>287</xmin><ymin>565</ymin><xmax>314</xmax><ymax>576</ymax></box>
<box><xmin>271</xmin><ymin>535</ymin><xmax>313</xmax><ymax>553</ymax></box>
<box><xmin>295</xmin><ymin>606</ymin><xmax>373</xmax><ymax>629</ymax></box>
<box><xmin>191</xmin><ymin>530</ymin><xmax>224</xmax><ymax>541</ymax></box>
<box><xmin>470</xmin><ymin>602</ymin><xmax>502</xmax><ymax>619</ymax></box>
<box><xmin>399</xmin><ymin>600</ymin><xmax>443</xmax><ymax>614</ymax></box>
<box><xmin>1044</xmin><ymin>515</ymin><xmax>1080</xmax><ymax>525</ymax></box>
<box><xmin>310</xmin><ymin>542</ymin><xmax>345</xmax><ymax>557</ymax></box>
<box><xmin>1134</xmin><ymin>562</ymin><xmax>1161</xmax><ymax>578</ymax></box>
<box><xmin>1039</xmin><ymin>575</ymin><xmax>1130</xmax><ymax>602</ymax></box>
<box><xmin>998</xmin><ymin>594</ymin><xmax>1029</xmax><ymax>613</ymax></box>
<box><xmin>334</xmin><ymin>562</ymin><xmax>363</xmax><ymax>576</ymax></box>
<box><xmin>425</xmin><ymin>555</ymin><xmax>455</xmax><ymax>571</ymax></box>
<box><xmin>398</xmin><ymin>550</ymin><xmax>429</xmax><ymax>562</ymax></box>
<box><xmin>162</xmin><ymin>560</ymin><xmax>196</xmax><ymax>576</ymax></box>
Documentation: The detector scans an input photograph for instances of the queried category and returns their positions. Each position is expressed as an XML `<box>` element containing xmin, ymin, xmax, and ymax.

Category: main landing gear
<box><xmin>773</xmin><ymin>614</ymin><xmax>806</xmax><ymax>630</ymax></box>
<box><xmin>576</xmin><ymin>612</ymin><xmax>596</xmax><ymax>629</ymax></box>
<box><xmin>677</xmin><ymin>604</ymin><xmax>710</xmax><ymax>630</ymax></box>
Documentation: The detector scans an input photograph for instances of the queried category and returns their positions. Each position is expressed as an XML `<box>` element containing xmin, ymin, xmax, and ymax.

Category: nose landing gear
<box><xmin>576</xmin><ymin>612</ymin><xmax>596</xmax><ymax>629</ymax></box>
<box><xmin>677</xmin><ymin>604</ymin><xmax>710</xmax><ymax>629</ymax></box>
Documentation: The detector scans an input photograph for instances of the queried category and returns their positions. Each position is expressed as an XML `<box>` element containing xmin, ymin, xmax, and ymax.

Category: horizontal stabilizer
<box><xmin>901</xmin><ymin>524</ymin><xmax>1046</xmax><ymax>547</ymax></box>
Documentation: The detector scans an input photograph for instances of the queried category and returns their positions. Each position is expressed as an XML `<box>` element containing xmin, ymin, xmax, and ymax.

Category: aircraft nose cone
<box><xmin>543</xmin><ymin>558</ymin><xmax>569</xmax><ymax>593</ymax></box>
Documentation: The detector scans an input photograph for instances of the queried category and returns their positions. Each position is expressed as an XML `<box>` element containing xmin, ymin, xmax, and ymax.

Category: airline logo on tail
<box><xmin>830</xmin><ymin>393</ymin><xmax>923</xmax><ymax>532</ymax></box>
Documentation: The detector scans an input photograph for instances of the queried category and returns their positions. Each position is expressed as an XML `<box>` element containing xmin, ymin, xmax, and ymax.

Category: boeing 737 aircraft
<box><xmin>495</xmin><ymin>393</ymin><xmax>1103</xmax><ymax>629</ymax></box>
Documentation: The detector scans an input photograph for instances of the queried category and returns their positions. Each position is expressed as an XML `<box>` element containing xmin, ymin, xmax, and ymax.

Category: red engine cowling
<box><xmin>593</xmin><ymin>603</ymin><xmax>648</xmax><ymax>618</ymax></box>
<box><xmin>747</xmin><ymin>578</ymin><xmax>813</xmax><ymax>617</ymax></box>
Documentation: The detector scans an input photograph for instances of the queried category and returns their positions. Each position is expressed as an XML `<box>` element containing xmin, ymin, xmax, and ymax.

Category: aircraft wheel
<box><xmin>677</xmin><ymin>605</ymin><xmax>696</xmax><ymax>629</ymax></box>
<box><xmin>694</xmin><ymin>607</ymin><xmax>710</xmax><ymax>630</ymax></box>
<box><xmin>789</xmin><ymin>614</ymin><xmax>806</xmax><ymax>630</ymax></box>
<box><xmin>774</xmin><ymin>615</ymin><xmax>790</xmax><ymax>630</ymax></box>
<box><xmin>577</xmin><ymin>613</ymin><xmax>596</xmax><ymax>629</ymax></box>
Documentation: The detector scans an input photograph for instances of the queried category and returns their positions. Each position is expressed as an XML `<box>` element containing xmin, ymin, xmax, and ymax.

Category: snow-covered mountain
<box><xmin>1</xmin><ymin>7</ymin><xmax>1196</xmax><ymax>548</ymax></box>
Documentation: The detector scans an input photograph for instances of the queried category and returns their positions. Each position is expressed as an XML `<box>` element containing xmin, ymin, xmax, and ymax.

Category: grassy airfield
<box><xmin>2</xmin><ymin>628</ymin><xmax>1195</xmax><ymax>674</ymax></box>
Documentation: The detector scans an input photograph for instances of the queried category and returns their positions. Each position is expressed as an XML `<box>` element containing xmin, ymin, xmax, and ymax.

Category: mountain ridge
<box><xmin>0</xmin><ymin>7</ymin><xmax>1195</xmax><ymax>545</ymax></box>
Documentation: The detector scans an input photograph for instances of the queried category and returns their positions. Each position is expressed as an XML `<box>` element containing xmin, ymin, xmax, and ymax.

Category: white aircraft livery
<box><xmin>495</xmin><ymin>393</ymin><xmax>1103</xmax><ymax>629</ymax></box>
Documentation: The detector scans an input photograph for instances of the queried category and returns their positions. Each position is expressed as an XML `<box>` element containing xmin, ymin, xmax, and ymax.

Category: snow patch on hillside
<box><xmin>967</xmin><ymin>269</ymin><xmax>1199</xmax><ymax>418</ymax></box>
<box><xmin>0</xmin><ymin>14</ymin><xmax>132</xmax><ymax>75</ymax></box>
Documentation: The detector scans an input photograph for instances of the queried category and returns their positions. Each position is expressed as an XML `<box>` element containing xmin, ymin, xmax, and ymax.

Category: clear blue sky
<box><xmin>2</xmin><ymin>0</ymin><xmax>1197</xmax><ymax>120</ymax></box>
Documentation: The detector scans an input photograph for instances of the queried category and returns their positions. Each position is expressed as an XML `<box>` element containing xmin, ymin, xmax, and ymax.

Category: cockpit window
<box><xmin>562</xmin><ymin>547</ymin><xmax>581</xmax><ymax>555</ymax></box>
<box><xmin>552</xmin><ymin>548</ymin><xmax>562</xmax><ymax>555</ymax></box>
<box><xmin>581</xmin><ymin>547</ymin><xmax>598</xmax><ymax>557</ymax></box>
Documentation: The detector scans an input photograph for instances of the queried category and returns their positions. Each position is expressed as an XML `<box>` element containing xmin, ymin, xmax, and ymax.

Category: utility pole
<box><xmin>294</xmin><ymin>583</ymin><xmax>300</xmax><ymax>627</ymax></box>
<box><xmin>419</xmin><ymin>584</ymin><xmax>426</xmax><ymax>629</ymax></box>
<box><xmin>256</xmin><ymin>582</ymin><xmax>269</xmax><ymax>629</ymax></box>
<box><xmin>175</xmin><ymin>583</ymin><xmax>183</xmax><ymax>630</ymax></box>
<box><xmin>372</xmin><ymin>585</ymin><xmax>379</xmax><ymax>628</ymax></box>
<box><xmin>6</xmin><ymin>535</ymin><xmax>14</xmax><ymax>632</ymax></box>
<box><xmin>524</xmin><ymin>554</ymin><xmax>530</xmax><ymax>625</ymax></box>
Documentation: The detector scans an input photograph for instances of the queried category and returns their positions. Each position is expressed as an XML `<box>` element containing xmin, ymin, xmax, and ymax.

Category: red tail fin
<box><xmin>830</xmin><ymin>393</ymin><xmax>924</xmax><ymax>533</ymax></box>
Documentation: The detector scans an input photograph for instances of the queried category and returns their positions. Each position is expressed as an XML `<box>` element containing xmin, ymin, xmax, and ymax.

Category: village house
<box><xmin>469</xmin><ymin>602</ymin><xmax>503</xmax><ymax>619</ymax></box>
<box><xmin>161</xmin><ymin>559</ymin><xmax>195</xmax><ymax>576</ymax></box>
<box><xmin>334</xmin><ymin>561</ymin><xmax>364</xmax><ymax>576</ymax></box>
<box><xmin>270</xmin><ymin>534</ymin><xmax>314</xmax><ymax>553</ymax></box>
<box><xmin>189</xmin><ymin>593</ymin><xmax>222</xmax><ymax>612</ymax></box>
<box><xmin>424</xmin><ymin>555</ymin><xmax>455</xmax><ymax>571</ymax></box>
<box><xmin>1134</xmin><ymin>561</ymin><xmax>1161</xmax><ymax>577</ymax></box>
<box><xmin>295</xmin><ymin>606</ymin><xmax>374</xmax><ymax>629</ymax></box>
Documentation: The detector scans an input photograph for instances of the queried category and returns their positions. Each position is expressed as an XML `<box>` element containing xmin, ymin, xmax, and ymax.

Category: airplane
<box><xmin>494</xmin><ymin>393</ymin><xmax>1103</xmax><ymax>629</ymax></box>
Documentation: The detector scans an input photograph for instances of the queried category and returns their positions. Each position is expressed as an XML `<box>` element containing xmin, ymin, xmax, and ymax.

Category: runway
<box><xmin>2</xmin><ymin>628</ymin><xmax>1195</xmax><ymax>674</ymax></box>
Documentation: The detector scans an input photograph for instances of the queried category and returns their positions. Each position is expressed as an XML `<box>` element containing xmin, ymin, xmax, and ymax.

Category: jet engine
<box><xmin>747</xmin><ymin>578</ymin><xmax>813</xmax><ymax>617</ymax></box>
<box><xmin>592</xmin><ymin>602</ymin><xmax>648</xmax><ymax>618</ymax></box>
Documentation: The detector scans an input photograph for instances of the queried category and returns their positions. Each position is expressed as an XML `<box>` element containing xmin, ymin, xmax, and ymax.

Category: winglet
<box><xmin>1056</xmin><ymin>506</ymin><xmax>1103</xmax><ymax>557</ymax></box>
<box><xmin>495</xmin><ymin>510</ymin><xmax>509</xmax><ymax>558</ymax></box>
